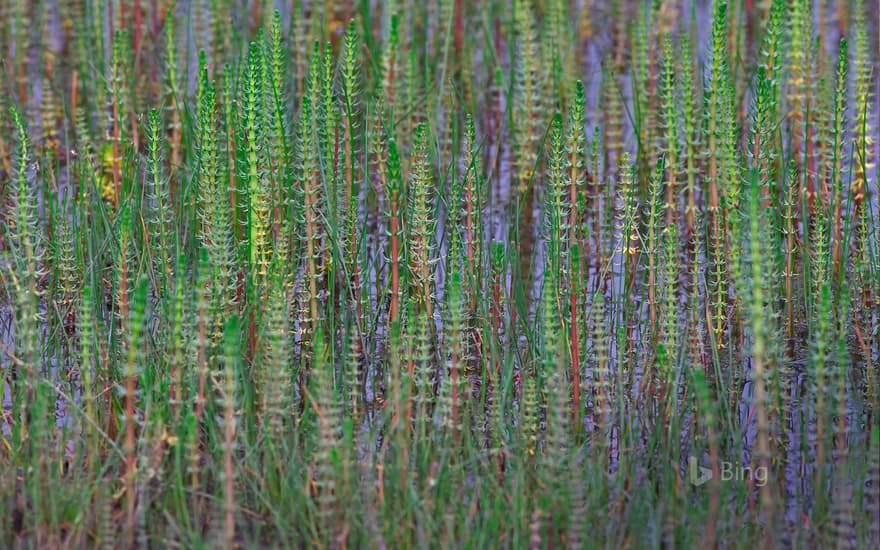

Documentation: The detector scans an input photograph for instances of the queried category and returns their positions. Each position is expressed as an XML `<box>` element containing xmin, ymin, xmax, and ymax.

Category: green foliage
<box><xmin>0</xmin><ymin>2</ymin><xmax>876</xmax><ymax>547</ymax></box>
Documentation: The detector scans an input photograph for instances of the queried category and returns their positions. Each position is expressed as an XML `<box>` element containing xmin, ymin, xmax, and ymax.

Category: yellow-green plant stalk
<box><xmin>77</xmin><ymin>284</ymin><xmax>98</xmax><ymax>461</ymax></box>
<box><xmin>659</xmin><ymin>221</ymin><xmax>679</xmax><ymax>426</ymax></box>
<box><xmin>369</xmin><ymin>96</ymin><xmax>390</xmax><ymax>267</ymax></box>
<box><xmin>411</xmin><ymin>303</ymin><xmax>434</xmax><ymax>443</ymax></box>
<box><xmin>832</xmin><ymin>288</ymin><xmax>852</xmax><ymax>466</ymax></box>
<box><xmin>462</xmin><ymin>114</ymin><xmax>483</xmax><ymax>305</ymax></box>
<box><xmin>512</xmin><ymin>0</ymin><xmax>542</xmax><ymax>292</ymax></box>
<box><xmin>709</xmin><ymin>211</ymin><xmax>727</xmax><ymax>348</ymax></box>
<box><xmin>198</xmin><ymin>75</ymin><xmax>237</xmax><ymax>345</ymax></box>
<box><xmin>616</xmin><ymin>153</ymin><xmax>638</xmax><ymax>293</ymax></box>
<box><xmin>566</xmin><ymin>81</ymin><xmax>586</xmax><ymax>246</ymax></box>
<box><xmin>0</xmin><ymin>109</ymin><xmax>9</xmax><ymax>177</ymax></box>
<box><xmin>540</xmin><ymin>247</ymin><xmax>563</xmax><ymax>396</ymax></box>
<box><xmin>490</xmin><ymin>241</ymin><xmax>507</xmax><ymax>382</ymax></box>
<box><xmin>546</xmin><ymin>113</ymin><xmax>567</xmax><ymax>279</ymax></box>
<box><xmin>218</xmin><ymin>314</ymin><xmax>239</xmax><ymax>548</ymax></box>
<box><xmin>6</xmin><ymin>105</ymin><xmax>44</xmax><ymax>437</ymax></box>
<box><xmin>600</xmin><ymin>147</ymin><xmax>617</xmax><ymax>290</ymax></box>
<box><xmin>590</xmin><ymin>290</ymin><xmax>611</xmax><ymax>464</ymax></box>
<box><xmin>298</xmin><ymin>45</ymin><xmax>323</xmax><ymax>331</ymax></box>
<box><xmin>384</xmin><ymin>301</ymin><xmax>411</xmax><ymax>515</ymax></box>
<box><xmin>12</xmin><ymin>0</ymin><xmax>32</xmax><ymax>103</ymax></box>
<box><xmin>53</xmin><ymin>208</ymin><xmax>79</xmax><ymax>331</ymax></box>
<box><xmin>553</xmin><ymin>0</ymin><xmax>578</xmax><ymax>105</ymax></box>
<box><xmin>810</xmin><ymin>207</ymin><xmax>830</xmax><ymax>312</ymax></box>
<box><xmin>750</xmin><ymin>68</ymin><xmax>775</xmax><ymax>203</ymax></box>
<box><xmin>681</xmin><ymin>33</ymin><xmax>699</xmax><ymax>237</ymax></box>
<box><xmin>811</xmin><ymin>280</ymin><xmax>833</xmax><ymax>509</ymax></box>
<box><xmin>386</xmin><ymin>136</ymin><xmax>403</xmax><ymax>325</ymax></box>
<box><xmin>631</xmin><ymin>1</ymin><xmax>655</xmax><ymax>184</ymax></box>
<box><xmin>542</xmin><ymin>268</ymin><xmax>570</xmax><ymax>540</ymax></box>
<box><xmin>806</xmin><ymin>49</ymin><xmax>830</xmax><ymax>208</ymax></box>
<box><xmin>853</xmin><ymin>195</ymin><xmax>876</xmax><ymax>394</ymax></box>
<box><xmin>113</xmin><ymin>198</ymin><xmax>134</xmax><ymax>355</ymax></box>
<box><xmin>828</xmin><ymin>39</ymin><xmax>848</xmax><ymax>274</ymax></box>
<box><xmin>690</xmin><ymin>360</ymin><xmax>721</xmax><ymax>548</ymax></box>
<box><xmin>257</xmin><ymin>237</ymin><xmax>291</xmax><ymax>442</ymax></box>
<box><xmin>341</xmin><ymin>20</ymin><xmax>361</xmax><ymax>278</ymax></box>
<box><xmin>646</xmin><ymin>157</ymin><xmax>666</xmax><ymax>335</ymax></box>
<box><xmin>192</xmin><ymin>0</ymin><xmax>207</xmax><ymax>57</ymax></box>
<box><xmin>407</xmin><ymin>123</ymin><xmax>435</xmax><ymax>320</ymax></box>
<box><xmin>318</xmin><ymin>41</ymin><xmax>338</xmax><ymax>214</ymax></box>
<box><xmin>785</xmin><ymin>0</ymin><xmax>811</xmax><ymax>159</ymax></box>
<box><xmin>602</xmin><ymin>57</ymin><xmax>624</xmax><ymax>173</ymax></box>
<box><xmin>145</xmin><ymin>109</ymin><xmax>174</xmax><ymax>294</ymax></box>
<box><xmin>565</xmin><ymin>83</ymin><xmax>586</xmax><ymax>427</ymax></box>
<box><xmin>266</xmin><ymin>10</ymin><xmax>291</xmax><ymax>222</ymax></box>
<box><xmin>164</xmin><ymin>10</ymin><xmax>183</xmax><ymax>171</ymax></box>
<box><xmin>310</xmin><ymin>327</ymin><xmax>342</xmax><ymax>538</ymax></box>
<box><xmin>190</xmin><ymin>252</ymin><xmax>212</xmax><ymax>523</ymax></box>
<box><xmin>168</xmin><ymin>261</ymin><xmax>188</xmax><ymax>425</ymax></box>
<box><xmin>746</xmin><ymin>174</ymin><xmax>776</xmax><ymax>542</ymax></box>
<box><xmin>287</xmin><ymin>0</ymin><xmax>307</xmax><ymax>95</ymax></box>
<box><xmin>380</xmin><ymin>13</ymin><xmax>399</xmax><ymax>107</ymax></box>
<box><xmin>758</xmin><ymin>0</ymin><xmax>783</xmax><ymax>178</ymax></box>
<box><xmin>589</xmin><ymin>126</ymin><xmax>604</xmax><ymax>277</ymax></box>
<box><xmin>38</xmin><ymin>8</ymin><xmax>59</xmax><ymax>156</ymax></box>
<box><xmin>243</xmin><ymin>41</ymin><xmax>273</xmax><ymax>281</ymax></box>
<box><xmin>685</xmin><ymin>212</ymin><xmax>707</xmax><ymax>411</ymax></box>
<box><xmin>782</xmin><ymin>161</ymin><xmax>798</xmax><ymax>345</ymax></box>
<box><xmin>440</xmin><ymin>231</ymin><xmax>466</xmax><ymax>443</ymax></box>
<box><xmin>122</xmin><ymin>277</ymin><xmax>147</xmax><ymax>546</ymax></box>
<box><xmin>722</xmin><ymin>89</ymin><xmax>743</xmax><ymax>307</ymax></box>
<box><xmin>705</xmin><ymin>0</ymin><xmax>728</xmax><ymax>215</ymax></box>
<box><xmin>223</xmin><ymin>64</ymin><xmax>239</xmax><ymax>244</ymax></box>
<box><xmin>660</xmin><ymin>36</ymin><xmax>680</xmax><ymax>225</ymax></box>
<box><xmin>106</xmin><ymin>30</ymin><xmax>133</xmax><ymax>207</ymax></box>
<box><xmin>403</xmin><ymin>46</ymin><xmax>419</xmax><ymax>151</ymax></box>
<box><xmin>519</xmin><ymin>363</ymin><xmax>540</xmax><ymax>464</ymax></box>
<box><xmin>345</xmin><ymin>305</ymin><xmax>364</xmax><ymax>422</ymax></box>
<box><xmin>438</xmin><ymin>52</ymin><xmax>459</xmax><ymax>175</ymax></box>
<box><xmin>210</xmin><ymin>0</ymin><xmax>229</xmax><ymax>65</ymax></box>
<box><xmin>851</xmin><ymin>0</ymin><xmax>874</xmax><ymax>219</ymax></box>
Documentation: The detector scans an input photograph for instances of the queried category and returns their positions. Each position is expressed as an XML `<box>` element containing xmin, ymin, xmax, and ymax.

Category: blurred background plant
<box><xmin>0</xmin><ymin>0</ymin><xmax>877</xmax><ymax>547</ymax></box>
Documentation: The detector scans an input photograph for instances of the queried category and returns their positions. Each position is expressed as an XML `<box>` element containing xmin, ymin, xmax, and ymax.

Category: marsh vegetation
<box><xmin>0</xmin><ymin>0</ymin><xmax>878</xmax><ymax>547</ymax></box>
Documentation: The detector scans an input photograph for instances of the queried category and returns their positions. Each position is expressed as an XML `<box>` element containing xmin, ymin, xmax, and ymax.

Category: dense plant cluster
<box><xmin>0</xmin><ymin>0</ymin><xmax>878</xmax><ymax>547</ymax></box>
